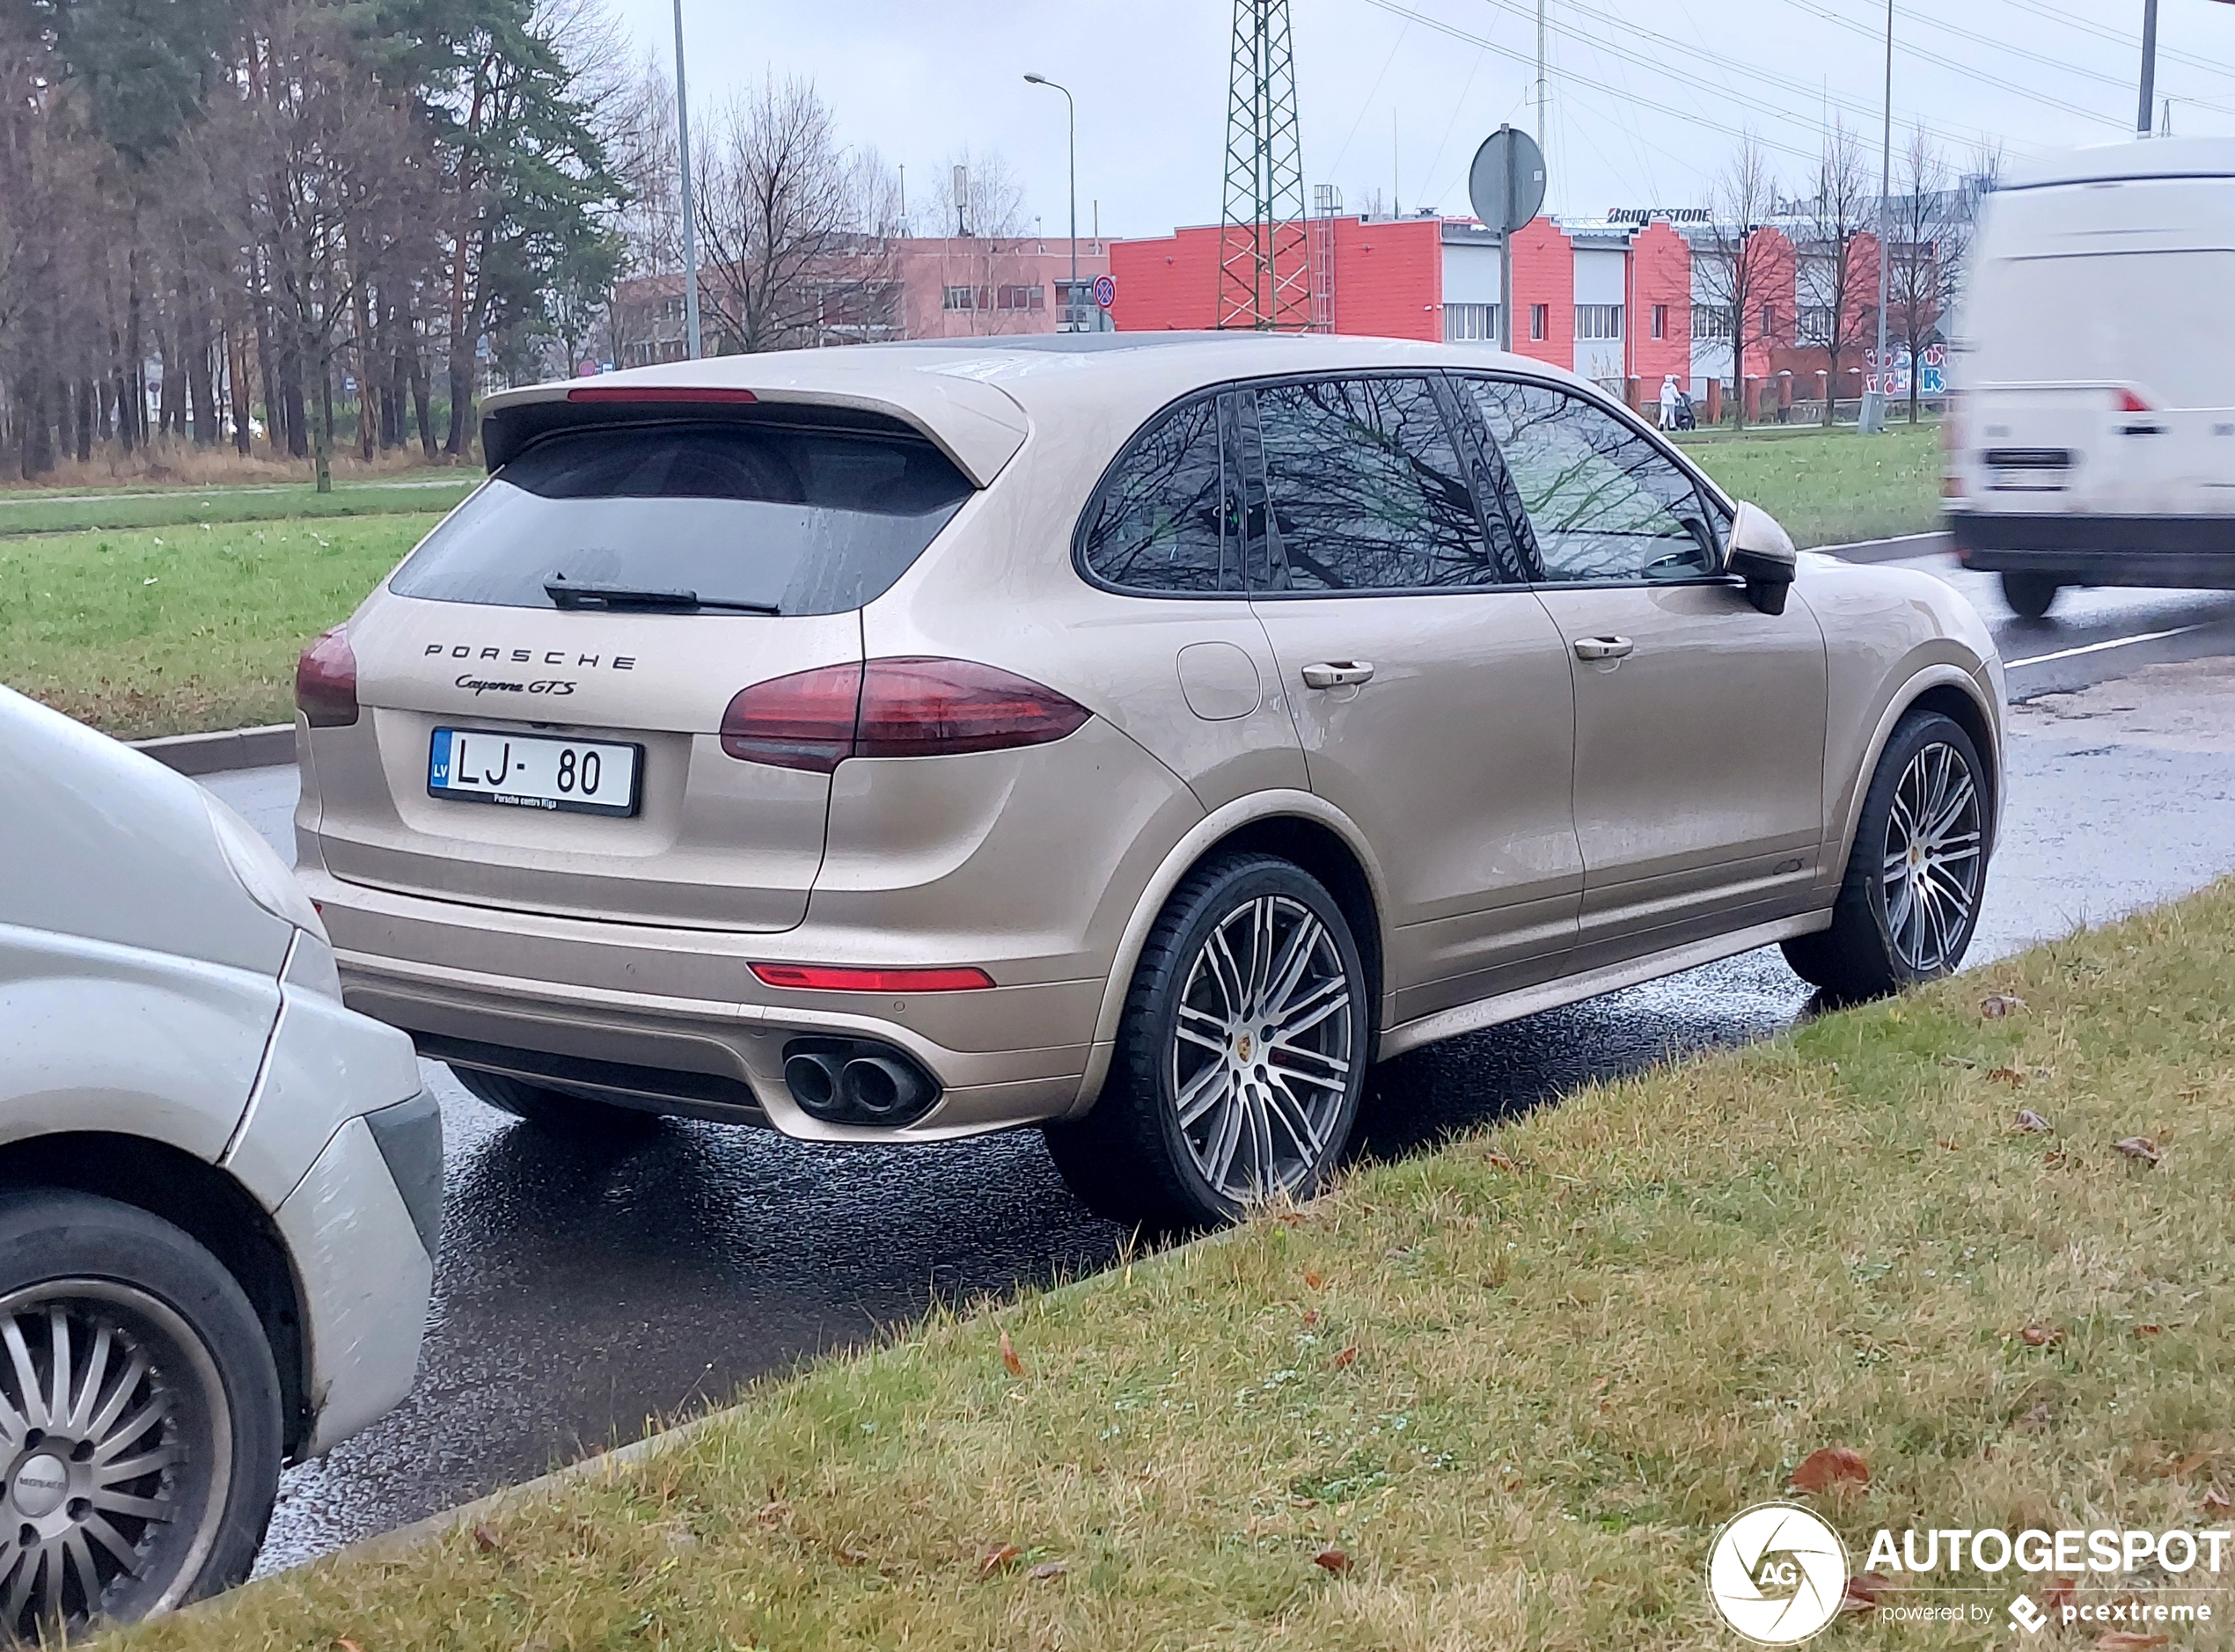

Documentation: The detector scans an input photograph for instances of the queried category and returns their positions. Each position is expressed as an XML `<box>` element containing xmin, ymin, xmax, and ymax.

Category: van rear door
<box><xmin>1963</xmin><ymin>246</ymin><xmax>2235</xmax><ymax>515</ymax></box>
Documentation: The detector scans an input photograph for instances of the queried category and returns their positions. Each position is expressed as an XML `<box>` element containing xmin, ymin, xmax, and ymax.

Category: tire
<box><xmin>2000</xmin><ymin>570</ymin><xmax>2061</xmax><ymax>620</ymax></box>
<box><xmin>1044</xmin><ymin>855</ymin><xmax>1368</xmax><ymax>1233</ymax></box>
<box><xmin>0</xmin><ymin>1188</ymin><xmax>282</xmax><ymax>1636</ymax></box>
<box><xmin>449</xmin><ymin>1066</ymin><xmax>663</xmax><ymax>1142</ymax></box>
<box><xmin>1783</xmin><ymin>710</ymin><xmax>1991</xmax><ymax>1003</ymax></box>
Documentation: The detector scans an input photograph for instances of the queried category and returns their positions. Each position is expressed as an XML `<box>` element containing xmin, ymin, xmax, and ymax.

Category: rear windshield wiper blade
<box><xmin>544</xmin><ymin>577</ymin><xmax>780</xmax><ymax>615</ymax></box>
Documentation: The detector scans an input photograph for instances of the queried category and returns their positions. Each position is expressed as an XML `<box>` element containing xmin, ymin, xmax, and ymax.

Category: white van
<box><xmin>1946</xmin><ymin>137</ymin><xmax>2235</xmax><ymax>618</ymax></box>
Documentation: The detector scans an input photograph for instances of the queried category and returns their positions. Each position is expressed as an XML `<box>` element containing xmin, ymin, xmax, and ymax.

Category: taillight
<box><xmin>720</xmin><ymin>658</ymin><xmax>1088</xmax><ymax>771</ymax></box>
<box><xmin>2117</xmin><ymin>387</ymin><xmax>2152</xmax><ymax>413</ymax></box>
<box><xmin>720</xmin><ymin>662</ymin><xmax>862</xmax><ymax>771</ymax></box>
<box><xmin>855</xmin><ymin>658</ymin><xmax>1090</xmax><ymax>757</ymax></box>
<box><xmin>295</xmin><ymin>628</ymin><xmax>359</xmax><ymax>728</ymax></box>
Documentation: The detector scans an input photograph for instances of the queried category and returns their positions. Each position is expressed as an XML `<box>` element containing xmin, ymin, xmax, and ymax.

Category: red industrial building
<box><xmin>1110</xmin><ymin>211</ymin><xmax>1901</xmax><ymax>420</ymax></box>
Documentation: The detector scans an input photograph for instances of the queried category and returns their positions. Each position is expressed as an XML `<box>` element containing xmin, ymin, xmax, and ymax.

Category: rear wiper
<box><xmin>544</xmin><ymin>577</ymin><xmax>780</xmax><ymax>615</ymax></box>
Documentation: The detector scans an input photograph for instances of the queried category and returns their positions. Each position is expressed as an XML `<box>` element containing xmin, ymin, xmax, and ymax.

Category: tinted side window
<box><xmin>1254</xmin><ymin>376</ymin><xmax>1506</xmax><ymax>591</ymax></box>
<box><xmin>1079</xmin><ymin>396</ymin><xmax>1235</xmax><ymax>593</ymax></box>
<box><xmin>1461</xmin><ymin>379</ymin><xmax>1719</xmax><ymax>583</ymax></box>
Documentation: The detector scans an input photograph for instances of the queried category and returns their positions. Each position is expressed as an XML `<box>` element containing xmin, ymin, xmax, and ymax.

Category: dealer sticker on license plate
<box><xmin>428</xmin><ymin>727</ymin><xmax>641</xmax><ymax>817</ymax></box>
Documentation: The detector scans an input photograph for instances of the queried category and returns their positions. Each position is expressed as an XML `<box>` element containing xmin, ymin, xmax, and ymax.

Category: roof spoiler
<box><xmin>479</xmin><ymin>372</ymin><xmax>1029</xmax><ymax>485</ymax></box>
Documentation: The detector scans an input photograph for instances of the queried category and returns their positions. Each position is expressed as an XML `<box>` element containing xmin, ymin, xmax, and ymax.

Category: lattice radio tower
<box><xmin>1218</xmin><ymin>0</ymin><xmax>1311</xmax><ymax>331</ymax></box>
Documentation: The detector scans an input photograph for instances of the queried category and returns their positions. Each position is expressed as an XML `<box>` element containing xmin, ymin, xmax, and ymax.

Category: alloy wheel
<box><xmin>0</xmin><ymin>1282</ymin><xmax>231</xmax><ymax>1638</ymax></box>
<box><xmin>1880</xmin><ymin>740</ymin><xmax>1985</xmax><ymax>974</ymax></box>
<box><xmin>1169</xmin><ymin>894</ymin><xmax>1356</xmax><ymax>1203</ymax></box>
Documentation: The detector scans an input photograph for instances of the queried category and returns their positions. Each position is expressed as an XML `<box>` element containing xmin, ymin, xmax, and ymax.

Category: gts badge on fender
<box><xmin>427</xmin><ymin>641</ymin><xmax>636</xmax><ymax>700</ymax></box>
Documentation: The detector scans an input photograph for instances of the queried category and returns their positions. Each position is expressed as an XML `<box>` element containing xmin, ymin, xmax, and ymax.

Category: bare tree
<box><xmin>1694</xmin><ymin>132</ymin><xmax>1777</xmax><ymax>429</ymax></box>
<box><xmin>694</xmin><ymin>77</ymin><xmax>887</xmax><ymax>353</ymax></box>
<box><xmin>1885</xmin><ymin>128</ymin><xmax>1948</xmax><ymax>426</ymax></box>
<box><xmin>1801</xmin><ymin>118</ymin><xmax>1874</xmax><ymax>426</ymax></box>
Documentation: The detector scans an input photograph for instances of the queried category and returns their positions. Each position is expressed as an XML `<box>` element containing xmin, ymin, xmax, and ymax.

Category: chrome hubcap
<box><xmin>1171</xmin><ymin>895</ymin><xmax>1355</xmax><ymax>1203</ymax></box>
<box><xmin>1881</xmin><ymin>741</ymin><xmax>1984</xmax><ymax>973</ymax></box>
<box><xmin>0</xmin><ymin>1285</ymin><xmax>229</xmax><ymax>1634</ymax></box>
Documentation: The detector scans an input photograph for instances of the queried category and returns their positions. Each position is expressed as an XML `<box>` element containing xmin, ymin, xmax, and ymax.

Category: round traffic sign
<box><xmin>1468</xmin><ymin>126</ymin><xmax>1547</xmax><ymax>233</ymax></box>
<box><xmin>1093</xmin><ymin>274</ymin><xmax>1117</xmax><ymax>308</ymax></box>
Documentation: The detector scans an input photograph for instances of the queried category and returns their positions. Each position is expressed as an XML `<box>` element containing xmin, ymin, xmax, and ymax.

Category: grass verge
<box><xmin>113</xmin><ymin>883</ymin><xmax>2235</xmax><ymax>1650</ymax></box>
<box><xmin>1679</xmin><ymin>420</ymin><xmax>1943</xmax><ymax>549</ymax></box>
<box><xmin>0</xmin><ymin>516</ymin><xmax>437</xmax><ymax>737</ymax></box>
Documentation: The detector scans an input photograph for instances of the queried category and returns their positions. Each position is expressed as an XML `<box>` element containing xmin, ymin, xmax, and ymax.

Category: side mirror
<box><xmin>1727</xmin><ymin>501</ymin><xmax>1799</xmax><ymax>616</ymax></box>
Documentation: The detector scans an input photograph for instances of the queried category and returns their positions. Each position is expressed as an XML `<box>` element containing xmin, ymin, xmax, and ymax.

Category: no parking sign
<box><xmin>1093</xmin><ymin>274</ymin><xmax>1116</xmax><ymax>309</ymax></box>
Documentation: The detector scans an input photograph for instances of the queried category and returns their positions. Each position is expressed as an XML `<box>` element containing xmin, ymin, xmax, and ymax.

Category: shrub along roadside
<box><xmin>107</xmin><ymin>881</ymin><xmax>2235</xmax><ymax>1650</ymax></box>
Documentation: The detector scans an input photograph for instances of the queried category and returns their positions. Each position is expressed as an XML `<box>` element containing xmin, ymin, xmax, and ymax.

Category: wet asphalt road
<box><xmin>202</xmin><ymin>559</ymin><xmax>2235</xmax><ymax>1572</ymax></box>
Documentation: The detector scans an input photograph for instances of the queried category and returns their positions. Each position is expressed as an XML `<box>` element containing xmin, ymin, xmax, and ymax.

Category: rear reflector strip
<box><xmin>750</xmin><ymin>963</ymin><xmax>996</xmax><ymax>993</ymax></box>
<box><xmin>564</xmin><ymin>384</ymin><xmax>758</xmax><ymax>405</ymax></box>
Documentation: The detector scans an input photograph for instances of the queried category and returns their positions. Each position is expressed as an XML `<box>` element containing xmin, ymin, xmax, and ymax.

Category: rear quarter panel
<box><xmin>1799</xmin><ymin>556</ymin><xmax>2004</xmax><ymax>891</ymax></box>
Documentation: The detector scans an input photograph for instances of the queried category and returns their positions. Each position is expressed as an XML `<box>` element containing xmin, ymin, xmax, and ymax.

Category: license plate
<box><xmin>428</xmin><ymin>728</ymin><xmax>641</xmax><ymax>817</ymax></box>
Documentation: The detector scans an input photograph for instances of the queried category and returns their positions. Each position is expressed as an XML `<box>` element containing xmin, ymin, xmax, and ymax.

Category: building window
<box><xmin>1798</xmin><ymin>305</ymin><xmax>1835</xmax><ymax>346</ymax></box>
<box><xmin>1692</xmin><ymin>304</ymin><xmax>1732</xmax><ymax>340</ymax></box>
<box><xmin>1760</xmin><ymin>304</ymin><xmax>1777</xmax><ymax>339</ymax></box>
<box><xmin>942</xmin><ymin>285</ymin><xmax>988</xmax><ymax>311</ymax></box>
<box><xmin>1575</xmin><ymin>304</ymin><xmax>1623</xmax><ymax>340</ymax></box>
<box><xmin>997</xmin><ymin>283</ymin><xmax>1044</xmax><ymax>311</ymax></box>
<box><xmin>1529</xmin><ymin>303</ymin><xmax>1549</xmax><ymax>341</ymax></box>
<box><xmin>1445</xmin><ymin>303</ymin><xmax>1499</xmax><ymax>343</ymax></box>
<box><xmin>1651</xmin><ymin>303</ymin><xmax>1667</xmax><ymax>340</ymax></box>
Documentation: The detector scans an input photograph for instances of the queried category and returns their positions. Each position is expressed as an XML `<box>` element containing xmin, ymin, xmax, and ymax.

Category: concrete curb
<box><xmin>131</xmin><ymin>723</ymin><xmax>293</xmax><ymax>777</ymax></box>
<box><xmin>314</xmin><ymin>1411</ymin><xmax>720</xmax><ymax>1571</ymax></box>
<box><xmin>1814</xmin><ymin>530</ymin><xmax>1952</xmax><ymax>564</ymax></box>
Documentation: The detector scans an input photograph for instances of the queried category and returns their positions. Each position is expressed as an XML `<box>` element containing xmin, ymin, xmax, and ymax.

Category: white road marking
<box><xmin>2005</xmin><ymin>624</ymin><xmax>2209</xmax><ymax>669</ymax></box>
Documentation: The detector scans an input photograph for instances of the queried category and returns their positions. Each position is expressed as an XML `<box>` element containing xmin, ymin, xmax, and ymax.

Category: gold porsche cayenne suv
<box><xmin>292</xmin><ymin>333</ymin><xmax>2004</xmax><ymax>1230</ymax></box>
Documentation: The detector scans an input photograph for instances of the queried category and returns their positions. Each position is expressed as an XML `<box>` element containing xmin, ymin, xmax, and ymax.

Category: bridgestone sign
<box><xmin>1607</xmin><ymin>208</ymin><xmax>1709</xmax><ymax>225</ymax></box>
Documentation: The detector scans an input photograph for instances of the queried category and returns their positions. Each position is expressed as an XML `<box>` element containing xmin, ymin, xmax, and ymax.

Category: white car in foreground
<box><xmin>0</xmin><ymin>684</ymin><xmax>438</xmax><ymax>1633</ymax></box>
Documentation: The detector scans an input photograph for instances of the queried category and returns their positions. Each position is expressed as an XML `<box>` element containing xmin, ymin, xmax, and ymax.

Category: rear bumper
<box><xmin>304</xmin><ymin>870</ymin><xmax>1103</xmax><ymax>1142</ymax></box>
<box><xmin>1948</xmin><ymin>511</ymin><xmax>2235</xmax><ymax>588</ymax></box>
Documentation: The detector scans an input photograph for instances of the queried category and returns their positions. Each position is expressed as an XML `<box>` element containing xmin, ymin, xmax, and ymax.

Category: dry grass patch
<box><xmin>113</xmin><ymin>885</ymin><xmax>2235</xmax><ymax>1650</ymax></box>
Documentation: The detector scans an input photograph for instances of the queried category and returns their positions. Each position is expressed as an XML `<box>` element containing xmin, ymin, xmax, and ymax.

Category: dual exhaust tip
<box><xmin>780</xmin><ymin>1038</ymin><xmax>941</xmax><ymax>1127</ymax></box>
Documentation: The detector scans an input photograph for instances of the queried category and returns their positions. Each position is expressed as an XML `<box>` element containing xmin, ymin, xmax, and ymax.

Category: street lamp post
<box><xmin>1024</xmin><ymin>73</ymin><xmax>1077</xmax><ymax>328</ymax></box>
<box><xmin>1858</xmin><ymin>0</ymin><xmax>1894</xmax><ymax>435</ymax></box>
<box><xmin>673</xmin><ymin>0</ymin><xmax>701</xmax><ymax>360</ymax></box>
<box><xmin>2139</xmin><ymin>0</ymin><xmax>2160</xmax><ymax>134</ymax></box>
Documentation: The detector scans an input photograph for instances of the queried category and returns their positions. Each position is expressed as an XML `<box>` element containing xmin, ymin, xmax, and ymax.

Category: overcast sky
<box><xmin>609</xmin><ymin>0</ymin><xmax>2235</xmax><ymax>235</ymax></box>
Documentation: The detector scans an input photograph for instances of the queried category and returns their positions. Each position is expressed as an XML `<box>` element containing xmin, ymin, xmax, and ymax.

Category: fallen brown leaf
<box><xmin>978</xmin><ymin>1543</ymin><xmax>1024</xmax><ymax>1578</ymax></box>
<box><xmin>2043</xmin><ymin>1576</ymin><xmax>2077</xmax><ymax>1612</ymax></box>
<box><xmin>1842</xmin><ymin>1571</ymin><xmax>1894</xmax><ymax>1612</ymax></box>
<box><xmin>2013</xmin><ymin>1108</ymin><xmax>2054</xmax><ymax>1134</ymax></box>
<box><xmin>1313</xmin><ymin>1546</ymin><xmax>1352</xmax><ymax>1574</ymax></box>
<box><xmin>1484</xmin><ymin>1151</ymin><xmax>1519</xmax><ymax>1173</ymax></box>
<box><xmin>832</xmin><ymin>1544</ymin><xmax>871</xmax><ymax>1566</ymax></box>
<box><xmin>1790</xmin><ymin>1445</ymin><xmax>1870</xmax><ymax>1494</ymax></box>
<box><xmin>1981</xmin><ymin>993</ymin><xmax>2026</xmax><ymax>1019</ymax></box>
<box><xmin>2172</xmin><ymin>1451</ymin><xmax>2210</xmax><ymax>1477</ymax></box>
<box><xmin>1331</xmin><ymin>1344</ymin><xmax>1359</xmax><ymax>1370</ymax></box>
<box><xmin>338</xmin><ymin>1641</ymin><xmax>363</xmax><ymax>1652</ymax></box>
<box><xmin>1987</xmin><ymin>1066</ymin><xmax>2026</xmax><ymax>1085</ymax></box>
<box><xmin>1301</xmin><ymin>1308</ymin><xmax>1321</xmax><ymax>1327</ymax></box>
<box><xmin>470</xmin><ymin>1523</ymin><xmax>502</xmax><ymax>1553</ymax></box>
<box><xmin>1030</xmin><ymin>1561</ymin><xmax>1066</xmax><ymax>1580</ymax></box>
<box><xmin>2203</xmin><ymin>1488</ymin><xmax>2232</xmax><ymax>1516</ymax></box>
<box><xmin>2114</xmin><ymin>1137</ymin><xmax>2162</xmax><ymax>1166</ymax></box>
<box><xmin>2136</xmin><ymin>1324</ymin><xmax>2164</xmax><ymax>1337</ymax></box>
<box><xmin>1303</xmin><ymin>1269</ymin><xmax>1325</xmax><ymax>1290</ymax></box>
<box><xmin>2093</xmin><ymin>1634</ymin><xmax>2168</xmax><ymax>1650</ymax></box>
<box><xmin>1000</xmin><ymin>1330</ymin><xmax>1026</xmax><ymax>1378</ymax></box>
<box><xmin>2020</xmin><ymin>1323</ymin><xmax>2063</xmax><ymax>1348</ymax></box>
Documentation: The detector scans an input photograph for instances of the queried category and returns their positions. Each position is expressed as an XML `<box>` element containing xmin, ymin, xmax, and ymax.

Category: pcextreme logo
<box><xmin>1706</xmin><ymin>1502</ymin><xmax>1850</xmax><ymax>1645</ymax></box>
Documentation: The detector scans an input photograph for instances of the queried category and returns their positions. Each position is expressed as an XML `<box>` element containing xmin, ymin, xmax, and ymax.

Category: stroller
<box><xmin>1668</xmin><ymin>389</ymin><xmax>1697</xmax><ymax>431</ymax></box>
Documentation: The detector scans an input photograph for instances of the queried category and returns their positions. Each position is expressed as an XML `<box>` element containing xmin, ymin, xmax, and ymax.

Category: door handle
<box><xmin>1572</xmin><ymin>636</ymin><xmax>1636</xmax><ymax>661</ymax></box>
<box><xmin>1301</xmin><ymin>661</ymin><xmax>1375</xmax><ymax>689</ymax></box>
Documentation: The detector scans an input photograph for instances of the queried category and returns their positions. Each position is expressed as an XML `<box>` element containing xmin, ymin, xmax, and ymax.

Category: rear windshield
<box><xmin>389</xmin><ymin>422</ymin><xmax>974</xmax><ymax>616</ymax></box>
<box><xmin>1964</xmin><ymin>250</ymin><xmax>2235</xmax><ymax>407</ymax></box>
